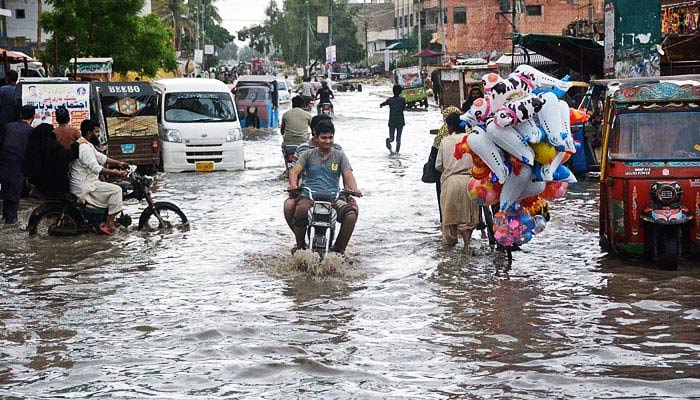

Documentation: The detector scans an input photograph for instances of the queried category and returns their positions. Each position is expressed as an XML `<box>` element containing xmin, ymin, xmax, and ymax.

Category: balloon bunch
<box><xmin>454</xmin><ymin>65</ymin><xmax>582</xmax><ymax>247</ymax></box>
<box><xmin>492</xmin><ymin>204</ymin><xmax>548</xmax><ymax>247</ymax></box>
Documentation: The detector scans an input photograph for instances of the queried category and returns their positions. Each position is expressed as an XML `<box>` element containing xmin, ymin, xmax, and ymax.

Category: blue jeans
<box><xmin>389</xmin><ymin>125</ymin><xmax>403</xmax><ymax>153</ymax></box>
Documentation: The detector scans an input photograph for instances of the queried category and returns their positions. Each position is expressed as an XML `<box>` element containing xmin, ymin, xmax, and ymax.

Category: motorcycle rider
<box><xmin>286</xmin><ymin>119</ymin><xmax>361</xmax><ymax>254</ymax></box>
<box><xmin>281</xmin><ymin>96</ymin><xmax>311</xmax><ymax>175</ymax></box>
<box><xmin>315</xmin><ymin>80</ymin><xmax>334</xmax><ymax>115</ymax></box>
<box><xmin>69</xmin><ymin>120</ymin><xmax>128</xmax><ymax>235</ymax></box>
<box><xmin>299</xmin><ymin>77</ymin><xmax>314</xmax><ymax>109</ymax></box>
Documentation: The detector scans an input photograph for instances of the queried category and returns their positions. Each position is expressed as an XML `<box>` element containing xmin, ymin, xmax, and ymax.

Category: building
<box><xmin>1</xmin><ymin>0</ymin><xmax>152</xmax><ymax>54</ymax></box>
<box><xmin>406</xmin><ymin>0</ymin><xmax>604</xmax><ymax>56</ymax></box>
<box><xmin>349</xmin><ymin>1</ymin><xmax>397</xmax><ymax>59</ymax></box>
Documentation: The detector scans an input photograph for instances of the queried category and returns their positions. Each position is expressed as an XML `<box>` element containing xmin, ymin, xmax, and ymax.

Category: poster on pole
<box><xmin>204</xmin><ymin>45</ymin><xmax>214</xmax><ymax>55</ymax></box>
<box><xmin>194</xmin><ymin>49</ymin><xmax>204</xmax><ymax>64</ymax></box>
<box><xmin>317</xmin><ymin>16</ymin><xmax>328</xmax><ymax>33</ymax></box>
<box><xmin>325</xmin><ymin>45</ymin><xmax>336</xmax><ymax>64</ymax></box>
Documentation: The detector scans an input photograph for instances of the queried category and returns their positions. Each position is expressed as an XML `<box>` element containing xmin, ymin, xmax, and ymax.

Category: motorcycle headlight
<box><xmin>164</xmin><ymin>129</ymin><xmax>182</xmax><ymax>143</ymax></box>
<box><xmin>650</xmin><ymin>181</ymin><xmax>683</xmax><ymax>206</ymax></box>
<box><xmin>226</xmin><ymin>128</ymin><xmax>242</xmax><ymax>142</ymax></box>
<box><xmin>313</xmin><ymin>202</ymin><xmax>332</xmax><ymax>215</ymax></box>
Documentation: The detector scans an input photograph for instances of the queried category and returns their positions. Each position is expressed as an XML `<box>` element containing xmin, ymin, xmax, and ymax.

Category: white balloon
<box><xmin>519</xmin><ymin>181</ymin><xmax>546</xmax><ymax>200</ymax></box>
<box><xmin>537</xmin><ymin>92</ymin><xmax>566</xmax><ymax>147</ymax></box>
<box><xmin>514</xmin><ymin>64</ymin><xmax>573</xmax><ymax>92</ymax></box>
<box><xmin>467</xmin><ymin>126</ymin><xmax>509</xmax><ymax>183</ymax></box>
<box><xmin>558</xmin><ymin>100</ymin><xmax>577</xmax><ymax>153</ymax></box>
<box><xmin>485</xmin><ymin>120</ymin><xmax>535</xmax><ymax>166</ymax></box>
<box><xmin>514</xmin><ymin>119</ymin><xmax>545</xmax><ymax>144</ymax></box>
<box><xmin>500</xmin><ymin>165</ymin><xmax>533</xmax><ymax>210</ymax></box>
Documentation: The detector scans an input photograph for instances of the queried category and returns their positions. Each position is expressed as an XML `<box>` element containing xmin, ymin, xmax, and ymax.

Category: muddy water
<box><xmin>1</xmin><ymin>84</ymin><xmax>699</xmax><ymax>398</ymax></box>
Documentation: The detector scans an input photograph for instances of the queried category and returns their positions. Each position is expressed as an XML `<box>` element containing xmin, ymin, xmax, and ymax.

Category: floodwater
<box><xmin>1</xmin><ymin>84</ymin><xmax>699</xmax><ymax>399</ymax></box>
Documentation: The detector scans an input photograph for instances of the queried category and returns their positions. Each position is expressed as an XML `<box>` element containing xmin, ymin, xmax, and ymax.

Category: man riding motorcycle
<box><xmin>286</xmin><ymin>119</ymin><xmax>361</xmax><ymax>254</ymax></box>
<box><xmin>315</xmin><ymin>80</ymin><xmax>334</xmax><ymax>115</ymax></box>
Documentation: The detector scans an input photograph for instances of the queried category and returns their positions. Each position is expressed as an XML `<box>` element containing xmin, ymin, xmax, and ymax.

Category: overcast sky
<box><xmin>217</xmin><ymin>0</ymin><xmax>269</xmax><ymax>45</ymax></box>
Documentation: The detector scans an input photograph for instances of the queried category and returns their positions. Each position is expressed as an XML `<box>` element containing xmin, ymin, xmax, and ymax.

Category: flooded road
<box><xmin>1</xmin><ymin>84</ymin><xmax>699</xmax><ymax>398</ymax></box>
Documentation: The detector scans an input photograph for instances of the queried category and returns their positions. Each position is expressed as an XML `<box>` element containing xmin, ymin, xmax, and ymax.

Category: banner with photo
<box><xmin>21</xmin><ymin>83</ymin><xmax>91</xmax><ymax>129</ymax></box>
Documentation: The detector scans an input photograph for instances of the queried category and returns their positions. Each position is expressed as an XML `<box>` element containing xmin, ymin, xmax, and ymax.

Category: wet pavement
<box><xmin>1</xmin><ymin>84</ymin><xmax>699</xmax><ymax>398</ymax></box>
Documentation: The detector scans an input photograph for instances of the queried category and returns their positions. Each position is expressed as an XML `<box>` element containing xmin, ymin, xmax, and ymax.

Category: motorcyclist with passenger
<box><xmin>286</xmin><ymin>119</ymin><xmax>361</xmax><ymax>254</ymax></box>
<box><xmin>69</xmin><ymin>119</ymin><xmax>128</xmax><ymax>235</ymax></box>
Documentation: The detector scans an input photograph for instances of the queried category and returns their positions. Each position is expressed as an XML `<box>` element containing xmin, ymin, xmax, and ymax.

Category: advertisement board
<box><xmin>21</xmin><ymin>83</ymin><xmax>91</xmax><ymax>128</ymax></box>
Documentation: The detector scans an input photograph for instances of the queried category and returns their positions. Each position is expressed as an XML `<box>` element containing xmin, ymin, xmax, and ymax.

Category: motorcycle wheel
<box><xmin>310</xmin><ymin>227</ymin><xmax>328</xmax><ymax>261</ymax></box>
<box><xmin>657</xmin><ymin>226</ymin><xmax>679</xmax><ymax>271</ymax></box>
<box><xmin>31</xmin><ymin>210</ymin><xmax>79</xmax><ymax>237</ymax></box>
<box><xmin>138</xmin><ymin>202</ymin><xmax>188</xmax><ymax>231</ymax></box>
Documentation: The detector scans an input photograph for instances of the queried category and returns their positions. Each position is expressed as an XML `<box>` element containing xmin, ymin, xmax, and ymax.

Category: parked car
<box><xmin>276</xmin><ymin>79</ymin><xmax>292</xmax><ymax>110</ymax></box>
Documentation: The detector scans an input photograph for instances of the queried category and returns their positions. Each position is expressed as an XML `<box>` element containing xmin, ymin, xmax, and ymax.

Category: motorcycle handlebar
<box><xmin>286</xmin><ymin>187</ymin><xmax>360</xmax><ymax>199</ymax></box>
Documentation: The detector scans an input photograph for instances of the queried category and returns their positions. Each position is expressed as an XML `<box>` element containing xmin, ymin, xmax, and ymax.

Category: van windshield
<box><xmin>610</xmin><ymin>111</ymin><xmax>700</xmax><ymax>160</ymax></box>
<box><xmin>164</xmin><ymin>92</ymin><xmax>237</xmax><ymax>123</ymax></box>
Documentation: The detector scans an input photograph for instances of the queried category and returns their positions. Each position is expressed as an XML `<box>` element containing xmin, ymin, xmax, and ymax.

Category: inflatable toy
<box><xmin>485</xmin><ymin>121</ymin><xmax>535</xmax><ymax>166</ymax></box>
<box><xmin>467</xmin><ymin>126</ymin><xmax>509</xmax><ymax>183</ymax></box>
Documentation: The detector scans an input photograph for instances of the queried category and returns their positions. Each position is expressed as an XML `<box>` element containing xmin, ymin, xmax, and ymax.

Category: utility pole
<box><xmin>329</xmin><ymin>0</ymin><xmax>333</xmax><ymax>47</ymax></box>
<box><xmin>365</xmin><ymin>20</ymin><xmax>369</xmax><ymax>67</ymax></box>
<box><xmin>306</xmin><ymin>6</ymin><xmax>310</xmax><ymax>76</ymax></box>
<box><xmin>417</xmin><ymin>1</ymin><xmax>422</xmax><ymax>71</ymax></box>
<box><xmin>510</xmin><ymin>0</ymin><xmax>517</xmax><ymax>70</ymax></box>
<box><xmin>439</xmin><ymin>0</ymin><xmax>446</xmax><ymax>54</ymax></box>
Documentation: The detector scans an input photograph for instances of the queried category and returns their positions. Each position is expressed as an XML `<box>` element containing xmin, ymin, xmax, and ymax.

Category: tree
<box><xmin>40</xmin><ymin>0</ymin><xmax>178</xmax><ymax>77</ymax></box>
<box><xmin>239</xmin><ymin>0</ymin><xmax>364</xmax><ymax>66</ymax></box>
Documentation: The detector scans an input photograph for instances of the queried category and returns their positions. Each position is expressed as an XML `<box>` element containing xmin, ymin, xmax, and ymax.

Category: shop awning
<box><xmin>512</xmin><ymin>33</ymin><xmax>604</xmax><ymax>76</ymax></box>
<box><xmin>0</xmin><ymin>47</ymin><xmax>34</xmax><ymax>62</ymax></box>
<box><xmin>495</xmin><ymin>52</ymin><xmax>556</xmax><ymax>67</ymax></box>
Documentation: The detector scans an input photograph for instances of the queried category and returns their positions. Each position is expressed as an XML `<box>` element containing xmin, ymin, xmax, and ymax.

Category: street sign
<box><xmin>317</xmin><ymin>16</ymin><xmax>328</xmax><ymax>33</ymax></box>
<box><xmin>326</xmin><ymin>45</ymin><xmax>336</xmax><ymax>64</ymax></box>
<box><xmin>204</xmin><ymin>45</ymin><xmax>214</xmax><ymax>55</ymax></box>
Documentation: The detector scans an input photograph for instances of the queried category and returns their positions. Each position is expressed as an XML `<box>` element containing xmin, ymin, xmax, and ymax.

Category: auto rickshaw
<box><xmin>393</xmin><ymin>66</ymin><xmax>428</xmax><ymax>109</ymax></box>
<box><xmin>233</xmin><ymin>75</ymin><xmax>279</xmax><ymax>128</ymax></box>
<box><xmin>597</xmin><ymin>75</ymin><xmax>700</xmax><ymax>270</ymax></box>
<box><xmin>95</xmin><ymin>82</ymin><xmax>159</xmax><ymax>173</ymax></box>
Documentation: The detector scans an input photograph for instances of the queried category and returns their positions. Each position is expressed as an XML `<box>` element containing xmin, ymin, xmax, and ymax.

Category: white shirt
<box><xmin>69</xmin><ymin>142</ymin><xmax>107</xmax><ymax>201</ymax></box>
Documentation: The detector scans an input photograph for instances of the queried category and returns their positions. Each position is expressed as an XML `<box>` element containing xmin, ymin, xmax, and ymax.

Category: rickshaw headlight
<box><xmin>164</xmin><ymin>129</ymin><xmax>182</xmax><ymax>143</ymax></box>
<box><xmin>650</xmin><ymin>182</ymin><xmax>683</xmax><ymax>206</ymax></box>
<box><xmin>226</xmin><ymin>128</ymin><xmax>242</xmax><ymax>142</ymax></box>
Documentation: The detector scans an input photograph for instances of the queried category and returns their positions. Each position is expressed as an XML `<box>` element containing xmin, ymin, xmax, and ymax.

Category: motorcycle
<box><xmin>318</xmin><ymin>101</ymin><xmax>333</xmax><ymax>117</ymax></box>
<box><xmin>292</xmin><ymin>187</ymin><xmax>358</xmax><ymax>260</ymax></box>
<box><xmin>640</xmin><ymin>181</ymin><xmax>694</xmax><ymax>270</ymax></box>
<box><xmin>27</xmin><ymin>166</ymin><xmax>188</xmax><ymax>237</ymax></box>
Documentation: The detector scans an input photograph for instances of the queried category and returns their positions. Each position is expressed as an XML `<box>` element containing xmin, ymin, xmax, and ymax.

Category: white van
<box><xmin>152</xmin><ymin>78</ymin><xmax>244</xmax><ymax>172</ymax></box>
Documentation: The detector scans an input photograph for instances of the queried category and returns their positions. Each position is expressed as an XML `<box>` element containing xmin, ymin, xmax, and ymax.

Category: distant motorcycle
<box><xmin>27</xmin><ymin>166</ymin><xmax>188</xmax><ymax>237</ymax></box>
<box><xmin>292</xmin><ymin>187</ymin><xmax>358</xmax><ymax>260</ymax></box>
<box><xmin>318</xmin><ymin>101</ymin><xmax>333</xmax><ymax>117</ymax></box>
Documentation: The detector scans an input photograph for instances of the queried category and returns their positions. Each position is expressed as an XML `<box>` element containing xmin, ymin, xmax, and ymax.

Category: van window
<box><xmin>164</xmin><ymin>92</ymin><xmax>237</xmax><ymax>123</ymax></box>
<box><xmin>610</xmin><ymin>111</ymin><xmax>700</xmax><ymax>160</ymax></box>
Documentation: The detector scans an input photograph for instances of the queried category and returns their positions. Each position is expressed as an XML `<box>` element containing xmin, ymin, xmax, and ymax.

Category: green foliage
<box><xmin>40</xmin><ymin>0</ymin><xmax>177</xmax><ymax>77</ymax></box>
<box><xmin>152</xmin><ymin>0</ymin><xmax>234</xmax><ymax>58</ymax></box>
<box><xmin>239</xmin><ymin>0</ymin><xmax>364</xmax><ymax>66</ymax></box>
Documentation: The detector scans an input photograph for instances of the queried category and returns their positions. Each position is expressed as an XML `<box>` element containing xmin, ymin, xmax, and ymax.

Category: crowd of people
<box><xmin>0</xmin><ymin>73</ymin><xmax>127</xmax><ymax>234</ymax></box>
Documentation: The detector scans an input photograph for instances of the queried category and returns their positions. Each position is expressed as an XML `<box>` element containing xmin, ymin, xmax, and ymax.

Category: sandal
<box><xmin>97</xmin><ymin>225</ymin><xmax>115</xmax><ymax>236</ymax></box>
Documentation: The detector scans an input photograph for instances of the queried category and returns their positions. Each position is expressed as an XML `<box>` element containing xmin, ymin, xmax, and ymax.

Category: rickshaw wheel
<box><xmin>657</xmin><ymin>227</ymin><xmax>679</xmax><ymax>271</ymax></box>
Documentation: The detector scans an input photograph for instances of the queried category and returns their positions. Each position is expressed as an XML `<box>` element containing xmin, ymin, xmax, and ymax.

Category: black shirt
<box><xmin>380</xmin><ymin>96</ymin><xmax>406</xmax><ymax>127</ymax></box>
<box><xmin>316</xmin><ymin>87</ymin><xmax>333</xmax><ymax>103</ymax></box>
